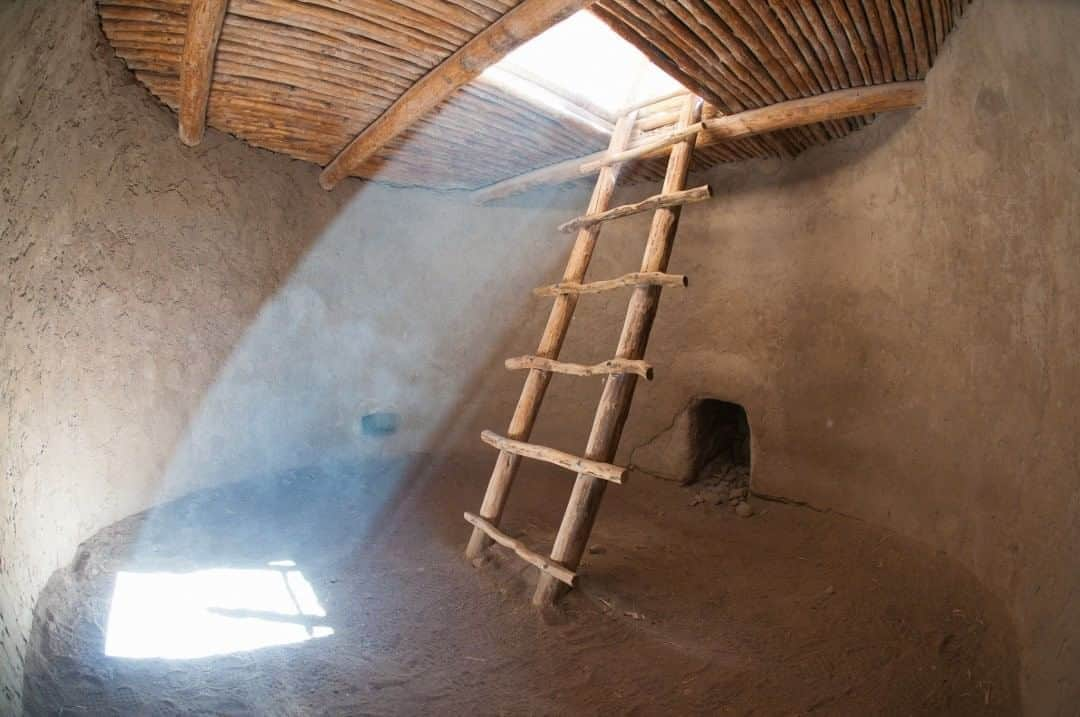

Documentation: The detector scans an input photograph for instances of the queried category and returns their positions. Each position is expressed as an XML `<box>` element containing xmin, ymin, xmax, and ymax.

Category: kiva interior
<box><xmin>2</xmin><ymin>0</ymin><xmax>1078</xmax><ymax>714</ymax></box>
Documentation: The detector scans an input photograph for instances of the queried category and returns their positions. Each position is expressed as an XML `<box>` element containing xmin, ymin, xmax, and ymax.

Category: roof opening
<box><xmin>482</xmin><ymin>11</ymin><xmax>684</xmax><ymax>126</ymax></box>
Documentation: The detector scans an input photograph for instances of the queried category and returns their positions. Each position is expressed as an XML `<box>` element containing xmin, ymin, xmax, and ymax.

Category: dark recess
<box><xmin>687</xmin><ymin>399</ymin><xmax>750</xmax><ymax>484</ymax></box>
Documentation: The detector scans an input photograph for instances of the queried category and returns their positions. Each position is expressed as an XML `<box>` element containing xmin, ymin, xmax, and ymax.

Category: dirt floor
<box><xmin>22</xmin><ymin>455</ymin><xmax>1019</xmax><ymax>715</ymax></box>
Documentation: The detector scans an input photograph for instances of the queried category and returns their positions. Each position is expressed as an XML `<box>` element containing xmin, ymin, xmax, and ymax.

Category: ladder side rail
<box><xmin>464</xmin><ymin>111</ymin><xmax>639</xmax><ymax>559</ymax></box>
<box><xmin>533</xmin><ymin>95</ymin><xmax>702</xmax><ymax>605</ymax></box>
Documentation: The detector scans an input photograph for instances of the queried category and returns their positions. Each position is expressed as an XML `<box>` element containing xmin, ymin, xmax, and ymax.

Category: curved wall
<box><xmin>527</xmin><ymin>2</ymin><xmax>1079</xmax><ymax>712</ymax></box>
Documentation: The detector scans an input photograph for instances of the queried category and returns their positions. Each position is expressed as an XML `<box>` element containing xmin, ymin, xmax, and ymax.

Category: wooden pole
<box><xmin>178</xmin><ymin>0</ymin><xmax>229</xmax><ymax>146</ymax></box>
<box><xmin>583</xmin><ymin>81</ymin><xmax>927</xmax><ymax>171</ymax></box>
<box><xmin>318</xmin><ymin>0</ymin><xmax>597</xmax><ymax>190</ymax></box>
<box><xmin>533</xmin><ymin>271</ymin><xmax>687</xmax><ymax>297</ymax></box>
<box><xmin>557</xmin><ymin>185</ymin><xmax>711</xmax><ymax>233</ymax></box>
<box><xmin>504</xmin><ymin>355</ymin><xmax>653</xmax><ymax>380</ymax></box>
<box><xmin>464</xmin><ymin>112</ymin><xmax>639</xmax><ymax>560</ymax></box>
<box><xmin>532</xmin><ymin>95</ymin><xmax>701</xmax><ymax>606</ymax></box>
<box><xmin>480</xmin><ymin>431</ymin><xmax>628</xmax><ymax>484</ymax></box>
<box><xmin>471</xmin><ymin>82</ymin><xmax>925</xmax><ymax>202</ymax></box>
<box><xmin>464</xmin><ymin>513</ymin><xmax>576</xmax><ymax>585</ymax></box>
<box><xmin>579</xmin><ymin>122</ymin><xmax>705</xmax><ymax>174</ymax></box>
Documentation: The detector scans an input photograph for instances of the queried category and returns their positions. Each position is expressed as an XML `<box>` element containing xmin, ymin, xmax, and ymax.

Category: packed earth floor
<box><xmin>24</xmin><ymin>454</ymin><xmax>1019</xmax><ymax>715</ymax></box>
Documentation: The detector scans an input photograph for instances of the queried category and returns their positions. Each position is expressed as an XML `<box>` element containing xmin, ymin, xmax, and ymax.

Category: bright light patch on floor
<box><xmin>104</xmin><ymin>561</ymin><xmax>333</xmax><ymax>659</ymax></box>
<box><xmin>485</xmin><ymin>11</ymin><xmax>683</xmax><ymax>116</ymax></box>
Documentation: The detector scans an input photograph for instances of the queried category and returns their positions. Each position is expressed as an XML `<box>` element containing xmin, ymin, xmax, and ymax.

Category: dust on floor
<box><xmin>23</xmin><ymin>454</ymin><xmax>1019</xmax><ymax>715</ymax></box>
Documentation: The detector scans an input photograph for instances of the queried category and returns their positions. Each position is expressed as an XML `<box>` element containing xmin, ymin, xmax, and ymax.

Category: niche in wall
<box><xmin>687</xmin><ymin>399</ymin><xmax>751</xmax><ymax>486</ymax></box>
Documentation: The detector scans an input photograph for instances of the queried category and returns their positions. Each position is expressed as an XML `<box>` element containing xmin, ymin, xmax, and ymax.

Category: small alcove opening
<box><xmin>687</xmin><ymin>399</ymin><xmax>751</xmax><ymax>494</ymax></box>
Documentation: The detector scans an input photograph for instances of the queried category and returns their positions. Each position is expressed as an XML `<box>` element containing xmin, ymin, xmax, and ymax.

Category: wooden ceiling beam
<box><xmin>178</xmin><ymin>0</ymin><xmax>229</xmax><ymax>146</ymax></box>
<box><xmin>471</xmin><ymin>81</ymin><xmax>926</xmax><ymax>202</ymax></box>
<box><xmin>318</xmin><ymin>0</ymin><xmax>597</xmax><ymax>191</ymax></box>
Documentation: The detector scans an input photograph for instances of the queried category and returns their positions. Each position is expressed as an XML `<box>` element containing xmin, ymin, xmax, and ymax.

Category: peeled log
<box><xmin>473</xmin><ymin>82</ymin><xmax>925</xmax><ymax>202</ymax></box>
<box><xmin>178</xmin><ymin>0</ymin><xmax>229</xmax><ymax>146</ymax></box>
<box><xmin>464</xmin><ymin>512</ymin><xmax>576</xmax><ymax>585</ymax></box>
<box><xmin>505</xmin><ymin>355</ymin><xmax>654</xmax><ymax>380</ymax></box>
<box><xmin>480</xmin><ymin>430</ymin><xmax>628</xmax><ymax>484</ymax></box>
<box><xmin>557</xmin><ymin>185</ymin><xmax>712</xmax><ymax>233</ymax></box>
<box><xmin>534</xmin><ymin>271</ymin><xmax>688</xmax><ymax>297</ymax></box>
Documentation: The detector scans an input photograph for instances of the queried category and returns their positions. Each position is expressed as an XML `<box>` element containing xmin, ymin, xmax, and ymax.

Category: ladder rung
<box><xmin>580</xmin><ymin>121</ymin><xmax>704</xmax><ymax>173</ymax></box>
<box><xmin>636</xmin><ymin>109</ymin><xmax>681</xmax><ymax>132</ymax></box>
<box><xmin>505</xmin><ymin>355</ymin><xmax>653</xmax><ymax>380</ymax></box>
<box><xmin>618</xmin><ymin>88</ymin><xmax>689</xmax><ymax>116</ymax></box>
<box><xmin>534</xmin><ymin>271</ymin><xmax>687</xmax><ymax>297</ymax></box>
<box><xmin>480</xmin><ymin>430</ymin><xmax>627</xmax><ymax>484</ymax></box>
<box><xmin>558</xmin><ymin>185</ymin><xmax>711</xmax><ymax>234</ymax></box>
<box><xmin>463</xmin><ymin>512</ymin><xmax>576</xmax><ymax>585</ymax></box>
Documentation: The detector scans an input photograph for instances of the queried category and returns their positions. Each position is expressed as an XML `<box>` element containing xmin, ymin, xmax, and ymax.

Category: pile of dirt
<box><xmin>687</xmin><ymin>459</ymin><xmax>753</xmax><ymax>516</ymax></box>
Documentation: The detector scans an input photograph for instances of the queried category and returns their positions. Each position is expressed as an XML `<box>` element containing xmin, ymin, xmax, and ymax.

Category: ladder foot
<box><xmin>532</xmin><ymin>572</ymin><xmax>568</xmax><ymax>607</ymax></box>
<box><xmin>464</xmin><ymin>528</ymin><xmax>492</xmax><ymax>561</ymax></box>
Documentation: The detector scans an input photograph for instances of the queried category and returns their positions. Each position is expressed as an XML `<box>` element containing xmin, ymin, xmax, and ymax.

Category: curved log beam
<box><xmin>472</xmin><ymin>81</ymin><xmax>926</xmax><ymax>202</ymax></box>
<box><xmin>319</xmin><ymin>0</ymin><xmax>597</xmax><ymax>190</ymax></box>
<box><xmin>178</xmin><ymin>0</ymin><xmax>229</xmax><ymax>146</ymax></box>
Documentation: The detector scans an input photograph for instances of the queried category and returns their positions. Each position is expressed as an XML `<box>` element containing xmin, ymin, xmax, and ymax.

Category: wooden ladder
<box><xmin>465</xmin><ymin>94</ymin><xmax>711</xmax><ymax>606</ymax></box>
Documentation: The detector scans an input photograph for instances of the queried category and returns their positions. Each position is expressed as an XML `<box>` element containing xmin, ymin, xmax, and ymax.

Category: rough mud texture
<box><xmin>24</xmin><ymin>455</ymin><xmax>1019</xmax><ymax>715</ymax></box>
